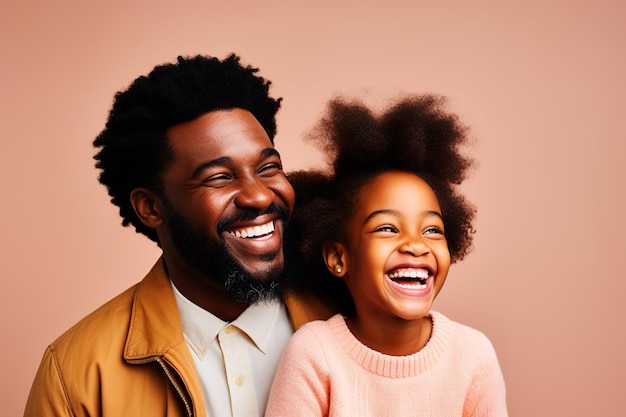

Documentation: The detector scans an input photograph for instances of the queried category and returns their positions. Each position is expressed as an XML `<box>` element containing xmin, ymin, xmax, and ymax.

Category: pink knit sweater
<box><xmin>265</xmin><ymin>311</ymin><xmax>507</xmax><ymax>416</ymax></box>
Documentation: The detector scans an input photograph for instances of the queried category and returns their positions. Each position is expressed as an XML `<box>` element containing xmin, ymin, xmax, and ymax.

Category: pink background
<box><xmin>2</xmin><ymin>1</ymin><xmax>625</xmax><ymax>415</ymax></box>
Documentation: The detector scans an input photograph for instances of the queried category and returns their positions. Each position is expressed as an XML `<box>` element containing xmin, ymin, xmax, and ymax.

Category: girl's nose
<box><xmin>398</xmin><ymin>237</ymin><xmax>430</xmax><ymax>257</ymax></box>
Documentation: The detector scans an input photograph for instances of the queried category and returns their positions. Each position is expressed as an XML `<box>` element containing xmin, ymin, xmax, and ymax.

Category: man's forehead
<box><xmin>166</xmin><ymin>109</ymin><xmax>273</xmax><ymax>153</ymax></box>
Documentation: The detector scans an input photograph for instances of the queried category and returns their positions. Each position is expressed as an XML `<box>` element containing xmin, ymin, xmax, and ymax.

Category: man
<box><xmin>24</xmin><ymin>54</ymin><xmax>334</xmax><ymax>417</ymax></box>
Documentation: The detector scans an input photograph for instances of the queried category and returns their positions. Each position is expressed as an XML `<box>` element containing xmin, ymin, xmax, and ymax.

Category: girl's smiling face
<box><xmin>327</xmin><ymin>171</ymin><xmax>451</xmax><ymax>323</ymax></box>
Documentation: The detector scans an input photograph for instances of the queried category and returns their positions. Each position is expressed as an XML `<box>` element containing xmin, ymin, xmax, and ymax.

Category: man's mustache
<box><xmin>216</xmin><ymin>203</ymin><xmax>291</xmax><ymax>234</ymax></box>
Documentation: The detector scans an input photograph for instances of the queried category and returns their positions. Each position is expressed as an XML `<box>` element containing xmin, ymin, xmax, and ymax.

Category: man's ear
<box><xmin>130</xmin><ymin>188</ymin><xmax>164</xmax><ymax>229</ymax></box>
<box><xmin>322</xmin><ymin>240</ymin><xmax>348</xmax><ymax>277</ymax></box>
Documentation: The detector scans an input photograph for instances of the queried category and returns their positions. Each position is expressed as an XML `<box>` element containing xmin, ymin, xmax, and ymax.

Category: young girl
<box><xmin>266</xmin><ymin>95</ymin><xmax>508</xmax><ymax>416</ymax></box>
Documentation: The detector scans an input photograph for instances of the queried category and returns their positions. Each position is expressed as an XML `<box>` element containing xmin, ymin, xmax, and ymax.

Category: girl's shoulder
<box><xmin>430</xmin><ymin>310</ymin><xmax>500</xmax><ymax>359</ymax></box>
<box><xmin>290</xmin><ymin>313</ymin><xmax>347</xmax><ymax>342</ymax></box>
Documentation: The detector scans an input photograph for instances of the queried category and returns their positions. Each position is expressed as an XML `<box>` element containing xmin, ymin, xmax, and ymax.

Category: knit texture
<box><xmin>265</xmin><ymin>311</ymin><xmax>508</xmax><ymax>416</ymax></box>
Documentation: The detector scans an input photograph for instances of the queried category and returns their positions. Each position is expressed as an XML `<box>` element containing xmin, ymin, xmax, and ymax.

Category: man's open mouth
<box><xmin>227</xmin><ymin>220</ymin><xmax>275</xmax><ymax>239</ymax></box>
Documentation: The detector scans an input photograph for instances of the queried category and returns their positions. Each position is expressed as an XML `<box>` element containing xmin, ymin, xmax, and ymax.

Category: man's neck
<box><xmin>164</xmin><ymin>257</ymin><xmax>250</xmax><ymax>322</ymax></box>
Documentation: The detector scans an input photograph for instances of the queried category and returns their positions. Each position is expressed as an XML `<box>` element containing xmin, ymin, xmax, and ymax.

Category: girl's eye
<box><xmin>374</xmin><ymin>225</ymin><xmax>398</xmax><ymax>233</ymax></box>
<box><xmin>424</xmin><ymin>226</ymin><xmax>445</xmax><ymax>236</ymax></box>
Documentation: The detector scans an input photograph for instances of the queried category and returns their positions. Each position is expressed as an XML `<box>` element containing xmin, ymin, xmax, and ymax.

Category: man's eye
<box><xmin>202</xmin><ymin>174</ymin><xmax>233</xmax><ymax>187</ymax></box>
<box><xmin>258</xmin><ymin>162</ymin><xmax>282</xmax><ymax>176</ymax></box>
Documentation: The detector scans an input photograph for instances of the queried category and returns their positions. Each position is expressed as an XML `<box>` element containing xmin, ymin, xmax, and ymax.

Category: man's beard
<box><xmin>162</xmin><ymin>199</ymin><xmax>299</xmax><ymax>304</ymax></box>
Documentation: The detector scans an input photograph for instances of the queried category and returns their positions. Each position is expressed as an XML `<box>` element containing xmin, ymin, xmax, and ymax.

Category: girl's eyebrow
<box><xmin>363</xmin><ymin>209</ymin><xmax>399</xmax><ymax>226</ymax></box>
<box><xmin>190</xmin><ymin>148</ymin><xmax>281</xmax><ymax>179</ymax></box>
<box><xmin>362</xmin><ymin>209</ymin><xmax>443</xmax><ymax>226</ymax></box>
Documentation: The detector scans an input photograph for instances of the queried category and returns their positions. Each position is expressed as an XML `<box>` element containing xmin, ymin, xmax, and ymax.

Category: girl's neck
<box><xmin>345</xmin><ymin>314</ymin><xmax>433</xmax><ymax>356</ymax></box>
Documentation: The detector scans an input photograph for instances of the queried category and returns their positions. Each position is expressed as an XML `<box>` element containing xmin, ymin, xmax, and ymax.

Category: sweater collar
<box><xmin>331</xmin><ymin>311</ymin><xmax>454</xmax><ymax>378</ymax></box>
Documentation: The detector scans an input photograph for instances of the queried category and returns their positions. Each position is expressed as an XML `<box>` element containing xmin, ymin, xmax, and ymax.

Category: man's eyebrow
<box><xmin>363</xmin><ymin>209</ymin><xmax>443</xmax><ymax>226</ymax></box>
<box><xmin>262</xmin><ymin>147</ymin><xmax>281</xmax><ymax>158</ymax></box>
<box><xmin>190</xmin><ymin>148</ymin><xmax>281</xmax><ymax>179</ymax></box>
<box><xmin>191</xmin><ymin>156</ymin><xmax>230</xmax><ymax>179</ymax></box>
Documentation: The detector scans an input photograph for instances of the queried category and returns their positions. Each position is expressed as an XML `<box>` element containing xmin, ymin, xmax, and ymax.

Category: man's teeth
<box><xmin>230</xmin><ymin>221</ymin><xmax>275</xmax><ymax>238</ymax></box>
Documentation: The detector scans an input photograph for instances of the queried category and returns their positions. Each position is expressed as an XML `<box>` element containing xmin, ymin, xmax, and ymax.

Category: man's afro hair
<box><xmin>93</xmin><ymin>53</ymin><xmax>281</xmax><ymax>243</ymax></box>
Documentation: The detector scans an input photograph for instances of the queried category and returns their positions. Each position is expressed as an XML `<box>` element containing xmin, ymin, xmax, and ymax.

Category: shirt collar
<box><xmin>170</xmin><ymin>280</ymin><xmax>282</xmax><ymax>357</ymax></box>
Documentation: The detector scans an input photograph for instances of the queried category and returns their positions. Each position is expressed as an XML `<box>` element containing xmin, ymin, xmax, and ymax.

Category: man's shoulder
<box><xmin>284</xmin><ymin>290</ymin><xmax>341</xmax><ymax>330</ymax></box>
<box><xmin>50</xmin><ymin>258</ymin><xmax>168</xmax><ymax>352</ymax></box>
<box><xmin>50</xmin><ymin>283</ymin><xmax>140</xmax><ymax>356</ymax></box>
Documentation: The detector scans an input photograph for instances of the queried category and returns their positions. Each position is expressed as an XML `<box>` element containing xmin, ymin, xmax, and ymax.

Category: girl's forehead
<box><xmin>365</xmin><ymin>171</ymin><xmax>432</xmax><ymax>193</ymax></box>
<box><xmin>356</xmin><ymin>171</ymin><xmax>441</xmax><ymax>211</ymax></box>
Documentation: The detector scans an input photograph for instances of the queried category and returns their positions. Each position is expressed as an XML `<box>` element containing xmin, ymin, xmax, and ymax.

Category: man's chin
<box><xmin>238</xmin><ymin>260</ymin><xmax>284</xmax><ymax>280</ymax></box>
<box><xmin>223</xmin><ymin>269</ymin><xmax>284</xmax><ymax>304</ymax></box>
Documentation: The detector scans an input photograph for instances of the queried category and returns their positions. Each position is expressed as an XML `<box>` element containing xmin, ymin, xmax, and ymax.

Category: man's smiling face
<box><xmin>158</xmin><ymin>108</ymin><xmax>295</xmax><ymax>301</ymax></box>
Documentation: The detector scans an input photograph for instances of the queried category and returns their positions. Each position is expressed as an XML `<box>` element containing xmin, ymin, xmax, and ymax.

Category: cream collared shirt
<box><xmin>171</xmin><ymin>282</ymin><xmax>293</xmax><ymax>417</ymax></box>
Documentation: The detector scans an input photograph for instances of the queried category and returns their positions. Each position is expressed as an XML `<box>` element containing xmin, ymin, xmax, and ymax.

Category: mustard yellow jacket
<box><xmin>23</xmin><ymin>257</ymin><xmax>334</xmax><ymax>417</ymax></box>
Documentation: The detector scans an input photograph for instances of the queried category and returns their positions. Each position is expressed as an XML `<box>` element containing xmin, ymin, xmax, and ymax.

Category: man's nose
<box><xmin>234</xmin><ymin>177</ymin><xmax>274</xmax><ymax>209</ymax></box>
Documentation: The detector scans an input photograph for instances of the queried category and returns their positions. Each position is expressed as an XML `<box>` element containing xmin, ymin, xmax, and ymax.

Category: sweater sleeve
<box><xmin>265</xmin><ymin>324</ymin><xmax>331</xmax><ymax>417</ymax></box>
<box><xmin>23</xmin><ymin>346</ymin><xmax>74</xmax><ymax>417</ymax></box>
<box><xmin>462</xmin><ymin>334</ymin><xmax>508</xmax><ymax>417</ymax></box>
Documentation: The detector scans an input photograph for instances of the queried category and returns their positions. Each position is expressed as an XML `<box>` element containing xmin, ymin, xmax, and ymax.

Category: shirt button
<box><xmin>235</xmin><ymin>376</ymin><xmax>244</xmax><ymax>386</ymax></box>
<box><xmin>225</xmin><ymin>325</ymin><xmax>233</xmax><ymax>334</ymax></box>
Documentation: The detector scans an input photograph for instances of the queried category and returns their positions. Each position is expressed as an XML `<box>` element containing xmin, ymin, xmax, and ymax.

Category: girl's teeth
<box><xmin>388</xmin><ymin>270</ymin><xmax>429</xmax><ymax>280</ymax></box>
<box><xmin>395</xmin><ymin>282</ymin><xmax>428</xmax><ymax>289</ymax></box>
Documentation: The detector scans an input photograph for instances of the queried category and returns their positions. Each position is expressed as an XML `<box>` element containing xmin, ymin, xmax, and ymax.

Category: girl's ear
<box><xmin>322</xmin><ymin>240</ymin><xmax>348</xmax><ymax>277</ymax></box>
<box><xmin>130</xmin><ymin>188</ymin><xmax>165</xmax><ymax>229</ymax></box>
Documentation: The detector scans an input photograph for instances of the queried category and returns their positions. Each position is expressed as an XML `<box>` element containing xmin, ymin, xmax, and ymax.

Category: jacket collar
<box><xmin>123</xmin><ymin>256</ymin><xmax>339</xmax><ymax>360</ymax></box>
<box><xmin>122</xmin><ymin>257</ymin><xmax>207</xmax><ymax>417</ymax></box>
<box><xmin>124</xmin><ymin>257</ymin><xmax>185</xmax><ymax>361</ymax></box>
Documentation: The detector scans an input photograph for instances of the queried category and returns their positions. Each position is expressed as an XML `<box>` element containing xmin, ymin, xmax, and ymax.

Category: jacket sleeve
<box><xmin>23</xmin><ymin>346</ymin><xmax>74</xmax><ymax>417</ymax></box>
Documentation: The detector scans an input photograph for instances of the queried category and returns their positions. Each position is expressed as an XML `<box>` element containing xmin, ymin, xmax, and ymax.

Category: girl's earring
<box><xmin>336</xmin><ymin>266</ymin><xmax>342</xmax><ymax>274</ymax></box>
